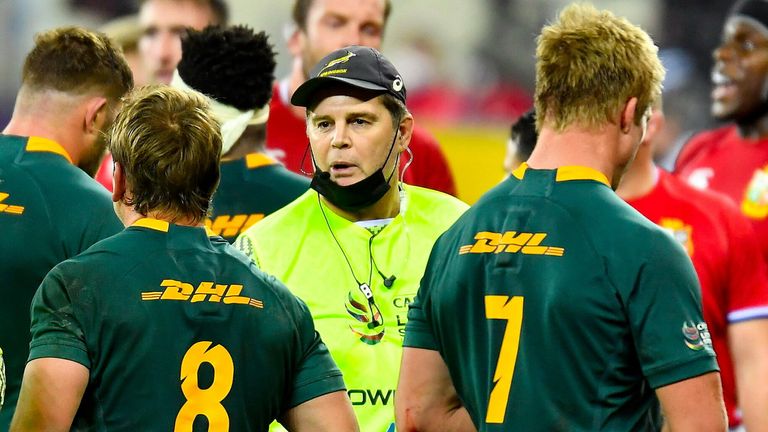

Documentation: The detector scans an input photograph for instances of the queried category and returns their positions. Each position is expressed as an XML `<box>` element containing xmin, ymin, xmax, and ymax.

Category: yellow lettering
<box><xmin>160</xmin><ymin>279</ymin><xmax>194</xmax><ymax>300</ymax></box>
<box><xmin>191</xmin><ymin>282</ymin><xmax>228</xmax><ymax>303</ymax></box>
<box><xmin>470</xmin><ymin>232</ymin><xmax>502</xmax><ymax>253</ymax></box>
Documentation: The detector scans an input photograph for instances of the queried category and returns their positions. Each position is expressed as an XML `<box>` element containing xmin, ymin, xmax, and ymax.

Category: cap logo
<box><xmin>320</xmin><ymin>51</ymin><xmax>357</xmax><ymax>74</ymax></box>
<box><xmin>392</xmin><ymin>75</ymin><xmax>403</xmax><ymax>92</ymax></box>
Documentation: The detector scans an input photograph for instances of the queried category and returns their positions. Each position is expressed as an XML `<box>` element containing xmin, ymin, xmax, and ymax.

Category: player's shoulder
<box><xmin>409</xmin><ymin>124</ymin><xmax>441</xmax><ymax>149</ymax></box>
<box><xmin>675</xmin><ymin>125</ymin><xmax>736</xmax><ymax>169</ymax></box>
<box><xmin>660</xmin><ymin>170</ymin><xmax>737</xmax><ymax>214</ymax></box>
<box><xmin>687</xmin><ymin>124</ymin><xmax>735</xmax><ymax>146</ymax></box>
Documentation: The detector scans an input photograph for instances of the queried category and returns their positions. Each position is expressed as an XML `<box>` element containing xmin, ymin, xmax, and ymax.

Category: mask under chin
<box><xmin>310</xmin><ymin>168</ymin><xmax>392</xmax><ymax>211</ymax></box>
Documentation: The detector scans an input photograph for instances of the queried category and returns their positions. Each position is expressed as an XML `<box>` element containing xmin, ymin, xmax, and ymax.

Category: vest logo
<box><xmin>742</xmin><ymin>166</ymin><xmax>768</xmax><ymax>220</ymax></box>
<box><xmin>459</xmin><ymin>231</ymin><xmax>564</xmax><ymax>256</ymax></box>
<box><xmin>206</xmin><ymin>214</ymin><xmax>264</xmax><ymax>238</ymax></box>
<box><xmin>682</xmin><ymin>321</ymin><xmax>713</xmax><ymax>352</ymax></box>
<box><xmin>659</xmin><ymin>218</ymin><xmax>694</xmax><ymax>256</ymax></box>
<box><xmin>345</xmin><ymin>286</ymin><xmax>385</xmax><ymax>346</ymax></box>
<box><xmin>347</xmin><ymin>388</ymin><xmax>394</xmax><ymax>406</ymax></box>
<box><xmin>0</xmin><ymin>192</ymin><xmax>24</xmax><ymax>215</ymax></box>
<box><xmin>142</xmin><ymin>279</ymin><xmax>263</xmax><ymax>308</ymax></box>
<box><xmin>686</xmin><ymin>167</ymin><xmax>714</xmax><ymax>191</ymax></box>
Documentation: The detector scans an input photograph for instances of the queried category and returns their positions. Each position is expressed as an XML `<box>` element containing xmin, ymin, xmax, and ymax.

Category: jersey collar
<box><xmin>245</xmin><ymin>153</ymin><xmax>278</xmax><ymax>169</ymax></box>
<box><xmin>26</xmin><ymin>136</ymin><xmax>73</xmax><ymax>164</ymax></box>
<box><xmin>512</xmin><ymin>162</ymin><xmax>610</xmax><ymax>187</ymax></box>
<box><xmin>131</xmin><ymin>217</ymin><xmax>218</xmax><ymax>237</ymax></box>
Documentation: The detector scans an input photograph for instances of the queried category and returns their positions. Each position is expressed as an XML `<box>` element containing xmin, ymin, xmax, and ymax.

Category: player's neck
<box><xmin>3</xmin><ymin>113</ymin><xmax>83</xmax><ymax>164</ymax></box>
<box><xmin>528</xmin><ymin>126</ymin><xmax>620</xmax><ymax>186</ymax></box>
<box><xmin>615</xmin><ymin>150</ymin><xmax>657</xmax><ymax>201</ymax></box>
<box><xmin>735</xmin><ymin>114</ymin><xmax>768</xmax><ymax>140</ymax></box>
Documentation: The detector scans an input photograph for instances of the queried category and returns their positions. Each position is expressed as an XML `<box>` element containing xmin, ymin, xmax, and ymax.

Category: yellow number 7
<box><xmin>484</xmin><ymin>295</ymin><xmax>524</xmax><ymax>424</ymax></box>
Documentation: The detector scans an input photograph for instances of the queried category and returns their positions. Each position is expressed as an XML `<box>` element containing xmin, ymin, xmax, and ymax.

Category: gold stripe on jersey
<box><xmin>511</xmin><ymin>162</ymin><xmax>610</xmax><ymax>187</ymax></box>
<box><xmin>26</xmin><ymin>136</ymin><xmax>73</xmax><ymax>164</ymax></box>
<box><xmin>132</xmin><ymin>218</ymin><xmax>170</xmax><ymax>232</ymax></box>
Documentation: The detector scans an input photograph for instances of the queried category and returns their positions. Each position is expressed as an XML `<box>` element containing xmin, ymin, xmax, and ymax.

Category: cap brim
<box><xmin>291</xmin><ymin>76</ymin><xmax>389</xmax><ymax>107</ymax></box>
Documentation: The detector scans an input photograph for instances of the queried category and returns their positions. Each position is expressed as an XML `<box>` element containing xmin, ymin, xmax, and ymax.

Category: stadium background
<box><xmin>0</xmin><ymin>0</ymin><xmax>732</xmax><ymax>203</ymax></box>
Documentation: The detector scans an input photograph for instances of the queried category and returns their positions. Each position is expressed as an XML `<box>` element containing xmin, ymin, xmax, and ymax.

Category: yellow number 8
<box><xmin>175</xmin><ymin>341</ymin><xmax>234</xmax><ymax>431</ymax></box>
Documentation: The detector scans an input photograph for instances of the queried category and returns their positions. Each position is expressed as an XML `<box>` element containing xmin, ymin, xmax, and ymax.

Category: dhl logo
<box><xmin>141</xmin><ymin>279</ymin><xmax>263</xmax><ymax>308</ymax></box>
<box><xmin>0</xmin><ymin>192</ymin><xmax>24</xmax><ymax>215</ymax></box>
<box><xmin>206</xmin><ymin>214</ymin><xmax>264</xmax><ymax>238</ymax></box>
<box><xmin>459</xmin><ymin>231</ymin><xmax>565</xmax><ymax>256</ymax></box>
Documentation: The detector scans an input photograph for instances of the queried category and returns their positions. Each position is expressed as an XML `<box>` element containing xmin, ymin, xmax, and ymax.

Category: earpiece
<box><xmin>383</xmin><ymin>275</ymin><xmax>397</xmax><ymax>288</ymax></box>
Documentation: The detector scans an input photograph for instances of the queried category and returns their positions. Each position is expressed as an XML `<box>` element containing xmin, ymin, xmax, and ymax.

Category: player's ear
<box><xmin>620</xmin><ymin>97</ymin><xmax>639</xmax><ymax>135</ymax></box>
<box><xmin>112</xmin><ymin>161</ymin><xmax>126</xmax><ymax>203</ymax></box>
<box><xmin>84</xmin><ymin>97</ymin><xmax>109</xmax><ymax>135</ymax></box>
<box><xmin>286</xmin><ymin>23</ymin><xmax>304</xmax><ymax>58</ymax></box>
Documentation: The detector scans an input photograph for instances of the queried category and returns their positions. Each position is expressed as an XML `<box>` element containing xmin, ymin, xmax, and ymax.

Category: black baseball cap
<box><xmin>291</xmin><ymin>45</ymin><xmax>407</xmax><ymax>107</ymax></box>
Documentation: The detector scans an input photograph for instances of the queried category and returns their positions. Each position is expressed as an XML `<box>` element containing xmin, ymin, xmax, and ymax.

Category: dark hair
<box><xmin>22</xmin><ymin>26</ymin><xmax>133</xmax><ymax>100</ymax></box>
<box><xmin>292</xmin><ymin>0</ymin><xmax>391</xmax><ymax>31</ymax></box>
<box><xmin>510</xmin><ymin>109</ymin><xmax>537</xmax><ymax>161</ymax></box>
<box><xmin>178</xmin><ymin>25</ymin><xmax>275</xmax><ymax>111</ymax></box>
<box><xmin>108</xmin><ymin>85</ymin><xmax>222</xmax><ymax>223</ymax></box>
<box><xmin>380</xmin><ymin>92</ymin><xmax>408</xmax><ymax>129</ymax></box>
<box><xmin>138</xmin><ymin>0</ymin><xmax>229</xmax><ymax>26</ymax></box>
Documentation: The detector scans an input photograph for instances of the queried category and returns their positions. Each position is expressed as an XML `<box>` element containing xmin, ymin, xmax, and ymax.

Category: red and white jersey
<box><xmin>676</xmin><ymin>125</ymin><xmax>768</xmax><ymax>263</ymax></box>
<box><xmin>265</xmin><ymin>81</ymin><xmax>457</xmax><ymax>196</ymax></box>
<box><xmin>626</xmin><ymin>168</ymin><xmax>768</xmax><ymax>427</ymax></box>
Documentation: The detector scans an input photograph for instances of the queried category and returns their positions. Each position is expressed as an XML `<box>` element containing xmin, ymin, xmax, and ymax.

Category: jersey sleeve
<box><xmin>673</xmin><ymin>132</ymin><xmax>709</xmax><ymax>173</ymax></box>
<box><xmin>719</xmin><ymin>201</ymin><xmax>768</xmax><ymax>322</ymax></box>
<box><xmin>27</xmin><ymin>265</ymin><xmax>90</xmax><ymax>368</ymax></box>
<box><xmin>286</xmin><ymin>297</ymin><xmax>346</xmax><ymax>408</ymax></box>
<box><xmin>626</xmin><ymin>233</ymin><xmax>719</xmax><ymax>389</ymax></box>
<box><xmin>402</xmin><ymin>241</ymin><xmax>441</xmax><ymax>351</ymax></box>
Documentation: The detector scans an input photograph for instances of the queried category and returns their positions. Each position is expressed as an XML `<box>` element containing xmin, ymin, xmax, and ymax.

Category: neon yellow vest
<box><xmin>236</xmin><ymin>185</ymin><xmax>467</xmax><ymax>431</ymax></box>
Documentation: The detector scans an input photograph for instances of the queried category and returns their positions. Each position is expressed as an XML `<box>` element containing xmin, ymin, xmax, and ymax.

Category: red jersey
<box><xmin>95</xmin><ymin>153</ymin><xmax>113</xmax><ymax>191</ymax></box>
<box><xmin>265</xmin><ymin>81</ymin><xmax>457</xmax><ymax>196</ymax></box>
<box><xmin>675</xmin><ymin>125</ymin><xmax>768</xmax><ymax>262</ymax></box>
<box><xmin>626</xmin><ymin>169</ymin><xmax>768</xmax><ymax>427</ymax></box>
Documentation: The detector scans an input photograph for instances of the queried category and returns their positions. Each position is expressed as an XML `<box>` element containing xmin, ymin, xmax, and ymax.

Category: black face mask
<box><xmin>310</xmin><ymin>130</ymin><xmax>399</xmax><ymax>212</ymax></box>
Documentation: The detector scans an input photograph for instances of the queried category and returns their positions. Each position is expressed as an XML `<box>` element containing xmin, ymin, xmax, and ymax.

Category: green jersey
<box><xmin>404</xmin><ymin>164</ymin><xmax>719</xmax><ymax>431</ymax></box>
<box><xmin>0</xmin><ymin>135</ymin><xmax>121</xmax><ymax>427</ymax></box>
<box><xmin>236</xmin><ymin>185</ymin><xmax>468</xmax><ymax>432</ymax></box>
<box><xmin>208</xmin><ymin>153</ymin><xmax>309</xmax><ymax>242</ymax></box>
<box><xmin>29</xmin><ymin>218</ymin><xmax>345</xmax><ymax>431</ymax></box>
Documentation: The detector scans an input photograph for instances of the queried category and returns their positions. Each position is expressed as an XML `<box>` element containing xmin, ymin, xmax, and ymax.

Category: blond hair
<box><xmin>534</xmin><ymin>3</ymin><xmax>665</xmax><ymax>131</ymax></box>
<box><xmin>108</xmin><ymin>86</ymin><xmax>222</xmax><ymax>223</ymax></box>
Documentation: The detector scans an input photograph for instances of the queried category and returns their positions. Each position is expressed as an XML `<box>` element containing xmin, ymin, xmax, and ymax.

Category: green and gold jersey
<box><xmin>404</xmin><ymin>164</ymin><xmax>719</xmax><ymax>432</ymax></box>
<box><xmin>0</xmin><ymin>135</ymin><xmax>121</xmax><ymax>428</ymax></box>
<box><xmin>29</xmin><ymin>218</ymin><xmax>345</xmax><ymax>431</ymax></box>
<box><xmin>208</xmin><ymin>153</ymin><xmax>309</xmax><ymax>242</ymax></box>
<box><xmin>236</xmin><ymin>185</ymin><xmax>468</xmax><ymax>432</ymax></box>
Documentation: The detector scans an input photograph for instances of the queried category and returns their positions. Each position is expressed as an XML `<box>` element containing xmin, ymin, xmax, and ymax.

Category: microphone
<box><xmin>383</xmin><ymin>274</ymin><xmax>397</xmax><ymax>288</ymax></box>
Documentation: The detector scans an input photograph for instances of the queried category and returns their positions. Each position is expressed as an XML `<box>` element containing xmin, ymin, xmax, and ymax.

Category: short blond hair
<box><xmin>534</xmin><ymin>3</ymin><xmax>665</xmax><ymax>132</ymax></box>
<box><xmin>108</xmin><ymin>86</ymin><xmax>222</xmax><ymax>223</ymax></box>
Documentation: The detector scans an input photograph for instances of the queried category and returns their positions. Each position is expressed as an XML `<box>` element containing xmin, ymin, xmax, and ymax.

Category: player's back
<box><xmin>0</xmin><ymin>134</ymin><xmax>121</xmax><ymax>427</ymax></box>
<box><xmin>407</xmin><ymin>165</ymin><xmax>716</xmax><ymax>431</ymax></box>
<box><xmin>30</xmin><ymin>220</ymin><xmax>342</xmax><ymax>431</ymax></box>
<box><xmin>209</xmin><ymin>153</ymin><xmax>309</xmax><ymax>242</ymax></box>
